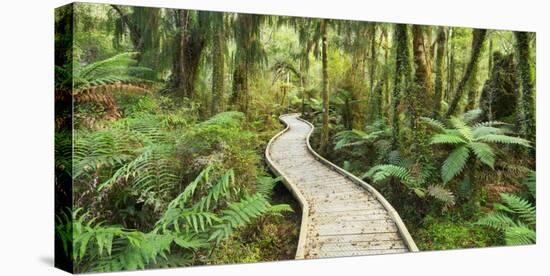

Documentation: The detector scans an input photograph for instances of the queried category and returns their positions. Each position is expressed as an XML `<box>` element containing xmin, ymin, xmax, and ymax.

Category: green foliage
<box><xmin>476</xmin><ymin>193</ymin><xmax>536</xmax><ymax>245</ymax></box>
<box><xmin>74</xmin><ymin>53</ymin><xmax>149</xmax><ymax>88</ymax></box>
<box><xmin>415</xmin><ymin>215</ymin><xmax>498</xmax><ymax>250</ymax></box>
<box><xmin>58</xmin><ymin>166</ymin><xmax>292</xmax><ymax>272</ymax></box>
<box><xmin>364</xmin><ymin>163</ymin><xmax>456</xmax><ymax>209</ymax></box>
<box><xmin>424</xmin><ymin>116</ymin><xmax>531</xmax><ymax>183</ymax></box>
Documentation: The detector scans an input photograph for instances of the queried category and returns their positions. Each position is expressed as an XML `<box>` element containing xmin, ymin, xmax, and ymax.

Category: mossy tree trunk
<box><xmin>515</xmin><ymin>31</ymin><xmax>536</xmax><ymax>146</ymax></box>
<box><xmin>410</xmin><ymin>25</ymin><xmax>433</xmax><ymax>160</ymax></box>
<box><xmin>446</xmin><ymin>29</ymin><xmax>487</xmax><ymax>117</ymax></box>
<box><xmin>169</xmin><ymin>10</ymin><xmax>207</xmax><ymax>100</ymax></box>
<box><xmin>391</xmin><ymin>24</ymin><xmax>411</xmax><ymax>149</ymax></box>
<box><xmin>319</xmin><ymin>19</ymin><xmax>330</xmax><ymax>156</ymax></box>
<box><xmin>432</xmin><ymin>27</ymin><xmax>447</xmax><ymax>118</ymax></box>
<box><xmin>446</xmin><ymin>28</ymin><xmax>455</xmax><ymax>103</ymax></box>
<box><xmin>210</xmin><ymin>12</ymin><xmax>225</xmax><ymax>116</ymax></box>
<box><xmin>411</xmin><ymin>25</ymin><xmax>434</xmax><ymax>116</ymax></box>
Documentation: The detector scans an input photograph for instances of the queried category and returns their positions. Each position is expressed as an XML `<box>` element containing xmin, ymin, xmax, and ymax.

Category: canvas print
<box><xmin>55</xmin><ymin>2</ymin><xmax>536</xmax><ymax>273</ymax></box>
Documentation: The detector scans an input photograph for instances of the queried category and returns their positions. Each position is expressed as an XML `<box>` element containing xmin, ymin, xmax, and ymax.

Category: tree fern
<box><xmin>364</xmin><ymin>163</ymin><xmax>456</xmax><ymax>209</ymax></box>
<box><xmin>426</xmin><ymin>115</ymin><xmax>531</xmax><ymax>184</ymax></box>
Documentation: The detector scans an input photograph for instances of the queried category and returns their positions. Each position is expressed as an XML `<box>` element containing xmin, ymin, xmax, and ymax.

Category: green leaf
<box><xmin>468</xmin><ymin>142</ymin><xmax>495</xmax><ymax>168</ymax></box>
<box><xmin>442</xmin><ymin>146</ymin><xmax>470</xmax><ymax>183</ymax></box>
<box><xmin>430</xmin><ymin>133</ymin><xmax>467</xmax><ymax>145</ymax></box>
<box><xmin>475</xmin><ymin>134</ymin><xmax>531</xmax><ymax>147</ymax></box>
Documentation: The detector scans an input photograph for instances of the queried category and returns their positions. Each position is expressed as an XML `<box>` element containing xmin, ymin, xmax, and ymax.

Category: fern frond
<box><xmin>420</xmin><ymin>117</ymin><xmax>446</xmax><ymax>132</ymax></box>
<box><xmin>462</xmin><ymin>109</ymin><xmax>483</xmax><ymax>124</ymax></box>
<box><xmin>363</xmin><ymin>164</ymin><xmax>412</xmax><ymax>183</ymax></box>
<box><xmin>192</xmin><ymin>169</ymin><xmax>235</xmax><ymax>212</ymax></box>
<box><xmin>472</xmin><ymin>126</ymin><xmax>509</xmax><ymax>137</ymax></box>
<box><xmin>476</xmin><ymin>212</ymin><xmax>517</xmax><ymax>231</ymax></box>
<box><xmin>468</xmin><ymin>142</ymin><xmax>496</xmax><ymax>168</ymax></box>
<box><xmin>500</xmin><ymin>193</ymin><xmax>536</xmax><ymax>226</ymax></box>
<box><xmin>504</xmin><ymin>224</ymin><xmax>536</xmax><ymax>245</ymax></box>
<box><xmin>441</xmin><ymin>146</ymin><xmax>470</xmax><ymax>183</ymax></box>
<box><xmin>475</xmin><ymin>134</ymin><xmax>531</xmax><ymax>147</ymax></box>
<box><xmin>472</xmin><ymin>121</ymin><xmax>509</xmax><ymax>128</ymax></box>
<box><xmin>209</xmin><ymin>193</ymin><xmax>271</xmax><ymax>243</ymax></box>
<box><xmin>449</xmin><ymin>116</ymin><xmax>473</xmax><ymax>141</ymax></box>
<box><xmin>430</xmin><ymin>133</ymin><xmax>467</xmax><ymax>145</ymax></box>
<box><xmin>523</xmin><ymin>171</ymin><xmax>536</xmax><ymax>199</ymax></box>
<box><xmin>427</xmin><ymin>185</ymin><xmax>456</xmax><ymax>207</ymax></box>
<box><xmin>167</xmin><ymin>166</ymin><xmax>214</xmax><ymax>210</ymax></box>
<box><xmin>256</xmin><ymin>175</ymin><xmax>282</xmax><ymax>198</ymax></box>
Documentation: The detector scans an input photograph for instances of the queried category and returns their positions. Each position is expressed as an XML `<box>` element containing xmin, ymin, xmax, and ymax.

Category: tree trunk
<box><xmin>446</xmin><ymin>28</ymin><xmax>455</xmax><ymax>103</ymax></box>
<box><xmin>432</xmin><ymin>27</ymin><xmax>447</xmax><ymax>118</ymax></box>
<box><xmin>172</xmin><ymin>10</ymin><xmax>206</xmax><ymax>100</ymax></box>
<box><xmin>391</xmin><ymin>24</ymin><xmax>411</xmax><ymax>149</ymax></box>
<box><xmin>210</xmin><ymin>13</ymin><xmax>224</xmax><ymax>116</ymax></box>
<box><xmin>515</xmin><ymin>31</ymin><xmax>536</xmax><ymax>145</ymax></box>
<box><xmin>319</xmin><ymin>19</ymin><xmax>330</xmax><ymax>156</ymax></box>
<box><xmin>465</xmin><ymin>68</ymin><xmax>480</xmax><ymax>111</ymax></box>
<box><xmin>382</xmin><ymin>29</ymin><xmax>391</xmax><ymax>119</ymax></box>
<box><xmin>446</xmin><ymin>29</ymin><xmax>487</xmax><ymax>117</ymax></box>
<box><xmin>412</xmin><ymin>25</ymin><xmax>434</xmax><ymax>118</ymax></box>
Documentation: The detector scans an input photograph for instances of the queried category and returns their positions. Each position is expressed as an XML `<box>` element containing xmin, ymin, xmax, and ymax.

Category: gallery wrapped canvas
<box><xmin>55</xmin><ymin>2</ymin><xmax>536</xmax><ymax>273</ymax></box>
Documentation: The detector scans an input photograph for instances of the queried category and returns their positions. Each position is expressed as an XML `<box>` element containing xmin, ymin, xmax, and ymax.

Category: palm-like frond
<box><xmin>425</xmin><ymin>114</ymin><xmax>530</xmax><ymax>183</ymax></box>
<box><xmin>475</xmin><ymin>134</ymin><xmax>531</xmax><ymax>147</ymax></box>
<box><xmin>420</xmin><ymin>117</ymin><xmax>446</xmax><ymax>132</ymax></box>
<box><xmin>430</xmin><ymin>133</ymin><xmax>467</xmax><ymax>145</ymax></box>
<box><xmin>468</xmin><ymin>142</ymin><xmax>495</xmax><ymax>168</ymax></box>
<box><xmin>363</xmin><ymin>164</ymin><xmax>412</xmax><ymax>183</ymax></box>
<box><xmin>442</xmin><ymin>146</ymin><xmax>470</xmax><ymax>183</ymax></box>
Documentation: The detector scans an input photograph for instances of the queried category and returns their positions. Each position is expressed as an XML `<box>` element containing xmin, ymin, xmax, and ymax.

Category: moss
<box><xmin>413</xmin><ymin>215</ymin><xmax>501</xmax><ymax>251</ymax></box>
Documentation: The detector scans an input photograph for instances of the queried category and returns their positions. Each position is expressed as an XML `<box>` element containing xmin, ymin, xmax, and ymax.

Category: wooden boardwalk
<box><xmin>265</xmin><ymin>114</ymin><xmax>418</xmax><ymax>259</ymax></box>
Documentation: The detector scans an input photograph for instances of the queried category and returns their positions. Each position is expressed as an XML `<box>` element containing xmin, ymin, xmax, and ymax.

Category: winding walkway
<box><xmin>266</xmin><ymin>114</ymin><xmax>418</xmax><ymax>259</ymax></box>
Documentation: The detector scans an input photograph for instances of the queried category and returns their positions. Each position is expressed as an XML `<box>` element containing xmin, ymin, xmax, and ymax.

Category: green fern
<box><xmin>425</xmin><ymin>115</ymin><xmax>531</xmax><ymax>184</ymax></box>
<box><xmin>364</xmin><ymin>164</ymin><xmax>412</xmax><ymax>183</ymax></box>
<box><xmin>477</xmin><ymin>192</ymin><xmax>536</xmax><ymax>245</ymax></box>
<box><xmin>441</xmin><ymin>146</ymin><xmax>470</xmax><ymax>183</ymax></box>
<box><xmin>364</xmin><ymin>163</ymin><xmax>455</xmax><ymax>208</ymax></box>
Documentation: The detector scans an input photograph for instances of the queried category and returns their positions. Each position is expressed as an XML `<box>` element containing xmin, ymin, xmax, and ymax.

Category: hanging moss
<box><xmin>479</xmin><ymin>52</ymin><xmax>518</xmax><ymax>121</ymax></box>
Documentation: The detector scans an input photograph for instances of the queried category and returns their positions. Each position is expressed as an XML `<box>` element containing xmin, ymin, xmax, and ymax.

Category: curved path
<box><xmin>266</xmin><ymin>114</ymin><xmax>418</xmax><ymax>259</ymax></box>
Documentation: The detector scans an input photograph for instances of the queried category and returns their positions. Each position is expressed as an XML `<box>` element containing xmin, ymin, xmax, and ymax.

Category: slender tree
<box><xmin>319</xmin><ymin>18</ymin><xmax>330</xmax><ymax>156</ymax></box>
<box><xmin>445</xmin><ymin>29</ymin><xmax>487</xmax><ymax>116</ymax></box>
<box><xmin>412</xmin><ymin>25</ymin><xmax>434</xmax><ymax>116</ymax></box>
<box><xmin>210</xmin><ymin>12</ymin><xmax>225</xmax><ymax>115</ymax></box>
<box><xmin>231</xmin><ymin>14</ymin><xmax>266</xmax><ymax>115</ymax></box>
<box><xmin>432</xmin><ymin>26</ymin><xmax>447</xmax><ymax>118</ymax></box>
<box><xmin>515</xmin><ymin>31</ymin><xmax>536</xmax><ymax>145</ymax></box>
